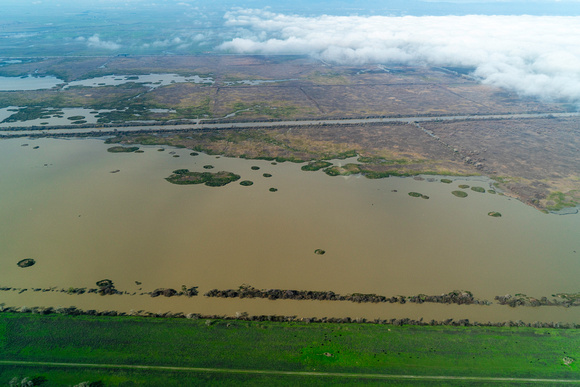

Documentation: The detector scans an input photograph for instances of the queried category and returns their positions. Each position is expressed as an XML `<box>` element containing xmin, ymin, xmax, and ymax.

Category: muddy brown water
<box><xmin>1</xmin><ymin>138</ymin><xmax>579</xmax><ymax>323</ymax></box>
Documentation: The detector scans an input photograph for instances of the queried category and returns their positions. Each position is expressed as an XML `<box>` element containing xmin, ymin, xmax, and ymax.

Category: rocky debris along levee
<box><xmin>0</xmin><ymin>304</ymin><xmax>577</xmax><ymax>329</ymax></box>
<box><xmin>204</xmin><ymin>285</ymin><xmax>490</xmax><ymax>305</ymax></box>
<box><xmin>495</xmin><ymin>293</ymin><xmax>580</xmax><ymax>308</ymax></box>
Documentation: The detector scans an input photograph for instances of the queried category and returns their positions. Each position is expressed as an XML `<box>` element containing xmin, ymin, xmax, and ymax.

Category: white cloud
<box><xmin>86</xmin><ymin>34</ymin><xmax>121</xmax><ymax>50</ymax></box>
<box><xmin>218</xmin><ymin>9</ymin><xmax>580</xmax><ymax>103</ymax></box>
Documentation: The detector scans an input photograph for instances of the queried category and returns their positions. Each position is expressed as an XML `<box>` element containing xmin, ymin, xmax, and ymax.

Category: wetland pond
<box><xmin>1</xmin><ymin>137</ymin><xmax>580</xmax><ymax>323</ymax></box>
<box><xmin>0</xmin><ymin>75</ymin><xmax>63</xmax><ymax>91</ymax></box>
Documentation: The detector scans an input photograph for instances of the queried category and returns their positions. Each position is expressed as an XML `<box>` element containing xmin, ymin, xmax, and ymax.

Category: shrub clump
<box><xmin>96</xmin><ymin>279</ymin><xmax>118</xmax><ymax>295</ymax></box>
<box><xmin>240</xmin><ymin>180</ymin><xmax>254</xmax><ymax>186</ymax></box>
<box><xmin>408</xmin><ymin>192</ymin><xmax>429</xmax><ymax>199</ymax></box>
<box><xmin>488</xmin><ymin>211</ymin><xmax>502</xmax><ymax>217</ymax></box>
<box><xmin>452</xmin><ymin>190</ymin><xmax>468</xmax><ymax>198</ymax></box>
<box><xmin>471</xmin><ymin>186</ymin><xmax>486</xmax><ymax>193</ymax></box>
<box><xmin>458</xmin><ymin>184</ymin><xmax>470</xmax><ymax>189</ymax></box>
<box><xmin>440</xmin><ymin>179</ymin><xmax>453</xmax><ymax>184</ymax></box>
<box><xmin>166</xmin><ymin>169</ymin><xmax>240</xmax><ymax>187</ymax></box>
<box><xmin>17</xmin><ymin>258</ymin><xmax>35</xmax><ymax>268</ymax></box>
<box><xmin>107</xmin><ymin>146</ymin><xmax>139</xmax><ymax>153</ymax></box>
<box><xmin>301</xmin><ymin>161</ymin><xmax>333</xmax><ymax>171</ymax></box>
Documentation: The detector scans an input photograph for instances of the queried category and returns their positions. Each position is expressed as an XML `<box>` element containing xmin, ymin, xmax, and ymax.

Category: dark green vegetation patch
<box><xmin>263</xmin><ymin>173</ymin><xmax>272</xmax><ymax>178</ymax></box>
<box><xmin>269</xmin><ymin>187</ymin><xmax>278</xmax><ymax>192</ymax></box>
<box><xmin>488</xmin><ymin>211</ymin><xmax>502</xmax><ymax>217</ymax></box>
<box><xmin>1</xmin><ymin>107</ymin><xmax>63</xmax><ymax>123</ymax></box>
<box><xmin>17</xmin><ymin>259</ymin><xmax>35</xmax><ymax>268</ymax></box>
<box><xmin>314</xmin><ymin>249</ymin><xmax>326</xmax><ymax>255</ymax></box>
<box><xmin>408</xmin><ymin>192</ymin><xmax>429</xmax><ymax>199</ymax></box>
<box><xmin>301</xmin><ymin>161</ymin><xmax>333</xmax><ymax>171</ymax></box>
<box><xmin>106</xmin><ymin>146</ymin><xmax>139</xmax><ymax>153</ymax></box>
<box><xmin>471</xmin><ymin>186</ymin><xmax>486</xmax><ymax>193</ymax></box>
<box><xmin>239</xmin><ymin>180</ymin><xmax>254</xmax><ymax>186</ymax></box>
<box><xmin>251</xmin><ymin>166</ymin><xmax>260</xmax><ymax>170</ymax></box>
<box><xmin>166</xmin><ymin>169</ymin><xmax>240</xmax><ymax>187</ymax></box>
<box><xmin>203</xmin><ymin>165</ymin><xmax>214</xmax><ymax>169</ymax></box>
<box><xmin>440</xmin><ymin>178</ymin><xmax>453</xmax><ymax>184</ymax></box>
<box><xmin>452</xmin><ymin>190</ymin><xmax>468</xmax><ymax>198</ymax></box>
<box><xmin>458</xmin><ymin>184</ymin><xmax>470</xmax><ymax>189</ymax></box>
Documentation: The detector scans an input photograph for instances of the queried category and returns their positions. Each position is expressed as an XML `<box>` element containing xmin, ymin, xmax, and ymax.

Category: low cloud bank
<box><xmin>218</xmin><ymin>9</ymin><xmax>580</xmax><ymax>104</ymax></box>
<box><xmin>77</xmin><ymin>34</ymin><xmax>121</xmax><ymax>50</ymax></box>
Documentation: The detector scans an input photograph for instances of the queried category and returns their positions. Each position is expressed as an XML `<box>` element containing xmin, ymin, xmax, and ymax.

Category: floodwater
<box><xmin>0</xmin><ymin>73</ymin><xmax>213</xmax><ymax>92</ymax></box>
<box><xmin>223</xmin><ymin>79</ymin><xmax>297</xmax><ymax>86</ymax></box>
<box><xmin>1</xmin><ymin>137</ymin><xmax>580</xmax><ymax>323</ymax></box>
<box><xmin>0</xmin><ymin>107</ymin><xmax>111</xmax><ymax>128</ymax></box>
<box><xmin>64</xmin><ymin>74</ymin><xmax>214</xmax><ymax>89</ymax></box>
<box><xmin>0</xmin><ymin>75</ymin><xmax>64</xmax><ymax>91</ymax></box>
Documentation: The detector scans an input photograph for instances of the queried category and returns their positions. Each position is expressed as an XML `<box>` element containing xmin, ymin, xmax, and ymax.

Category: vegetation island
<box><xmin>165</xmin><ymin>169</ymin><xmax>240</xmax><ymax>187</ymax></box>
<box><xmin>17</xmin><ymin>259</ymin><xmax>35</xmax><ymax>268</ymax></box>
<box><xmin>106</xmin><ymin>146</ymin><xmax>140</xmax><ymax>153</ymax></box>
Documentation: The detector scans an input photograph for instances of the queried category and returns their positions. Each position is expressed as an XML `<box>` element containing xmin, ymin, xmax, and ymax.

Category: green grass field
<box><xmin>1</xmin><ymin>313</ymin><xmax>580</xmax><ymax>385</ymax></box>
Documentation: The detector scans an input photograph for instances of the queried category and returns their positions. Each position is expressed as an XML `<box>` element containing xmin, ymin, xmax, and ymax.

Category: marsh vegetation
<box><xmin>165</xmin><ymin>169</ymin><xmax>240</xmax><ymax>187</ymax></box>
<box><xmin>16</xmin><ymin>259</ymin><xmax>35</xmax><ymax>268</ymax></box>
<box><xmin>408</xmin><ymin>192</ymin><xmax>429</xmax><ymax>199</ymax></box>
<box><xmin>452</xmin><ymin>190</ymin><xmax>468</xmax><ymax>198</ymax></box>
<box><xmin>107</xmin><ymin>146</ymin><xmax>139</xmax><ymax>153</ymax></box>
<box><xmin>301</xmin><ymin>161</ymin><xmax>333</xmax><ymax>171</ymax></box>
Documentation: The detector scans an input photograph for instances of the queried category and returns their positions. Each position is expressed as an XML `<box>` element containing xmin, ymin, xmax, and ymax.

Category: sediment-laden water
<box><xmin>1</xmin><ymin>137</ymin><xmax>579</xmax><ymax>322</ymax></box>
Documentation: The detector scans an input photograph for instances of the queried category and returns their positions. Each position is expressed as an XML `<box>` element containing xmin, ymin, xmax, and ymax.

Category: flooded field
<box><xmin>0</xmin><ymin>73</ymin><xmax>214</xmax><ymax>127</ymax></box>
<box><xmin>1</xmin><ymin>137</ymin><xmax>579</xmax><ymax>323</ymax></box>
<box><xmin>0</xmin><ymin>75</ymin><xmax>63</xmax><ymax>91</ymax></box>
<box><xmin>64</xmin><ymin>73</ymin><xmax>214</xmax><ymax>89</ymax></box>
<box><xmin>0</xmin><ymin>107</ymin><xmax>112</xmax><ymax>128</ymax></box>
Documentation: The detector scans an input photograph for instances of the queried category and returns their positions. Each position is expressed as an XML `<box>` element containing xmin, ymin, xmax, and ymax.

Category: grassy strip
<box><xmin>0</xmin><ymin>313</ymin><xmax>579</xmax><ymax>385</ymax></box>
<box><xmin>0</xmin><ymin>365</ymin><xmax>480</xmax><ymax>387</ymax></box>
<box><xmin>3</xmin><ymin>362</ymin><xmax>580</xmax><ymax>387</ymax></box>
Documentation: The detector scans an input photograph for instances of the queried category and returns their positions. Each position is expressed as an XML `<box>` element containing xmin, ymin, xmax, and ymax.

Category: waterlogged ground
<box><xmin>0</xmin><ymin>107</ymin><xmax>112</xmax><ymax>128</ymax></box>
<box><xmin>1</xmin><ymin>138</ymin><xmax>580</xmax><ymax>323</ymax></box>
<box><xmin>64</xmin><ymin>74</ymin><xmax>214</xmax><ymax>89</ymax></box>
<box><xmin>0</xmin><ymin>75</ymin><xmax>64</xmax><ymax>91</ymax></box>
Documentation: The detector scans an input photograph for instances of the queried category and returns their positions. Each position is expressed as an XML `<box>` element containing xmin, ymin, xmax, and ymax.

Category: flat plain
<box><xmin>2</xmin><ymin>55</ymin><xmax>577</xmax><ymax>211</ymax></box>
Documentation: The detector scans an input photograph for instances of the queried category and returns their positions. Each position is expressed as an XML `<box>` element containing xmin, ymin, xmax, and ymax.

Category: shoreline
<box><xmin>0</xmin><ymin>307</ymin><xmax>576</xmax><ymax>329</ymax></box>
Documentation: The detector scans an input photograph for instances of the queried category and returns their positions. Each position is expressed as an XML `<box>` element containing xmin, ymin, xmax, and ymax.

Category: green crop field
<box><xmin>1</xmin><ymin>313</ymin><xmax>580</xmax><ymax>385</ymax></box>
